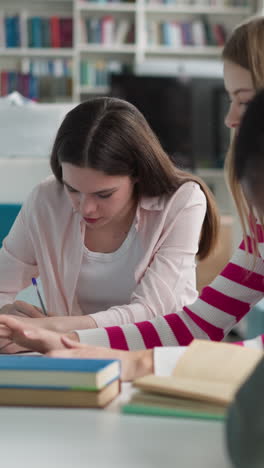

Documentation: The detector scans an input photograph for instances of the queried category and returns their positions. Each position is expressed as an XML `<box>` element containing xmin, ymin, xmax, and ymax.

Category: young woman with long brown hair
<box><xmin>0</xmin><ymin>96</ymin><xmax>218</xmax><ymax>353</ymax></box>
<box><xmin>2</xmin><ymin>16</ymin><xmax>264</xmax><ymax>373</ymax></box>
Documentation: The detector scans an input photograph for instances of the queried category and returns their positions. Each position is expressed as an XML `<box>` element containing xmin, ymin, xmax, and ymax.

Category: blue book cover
<box><xmin>0</xmin><ymin>355</ymin><xmax>119</xmax><ymax>372</ymax></box>
<box><xmin>28</xmin><ymin>74</ymin><xmax>39</xmax><ymax>100</ymax></box>
<box><xmin>161</xmin><ymin>22</ymin><xmax>171</xmax><ymax>46</ymax></box>
<box><xmin>5</xmin><ymin>16</ymin><xmax>16</xmax><ymax>48</ymax></box>
<box><xmin>7</xmin><ymin>71</ymin><xmax>18</xmax><ymax>93</ymax></box>
<box><xmin>13</xmin><ymin>15</ymin><xmax>21</xmax><ymax>47</ymax></box>
<box><xmin>0</xmin><ymin>356</ymin><xmax>120</xmax><ymax>391</ymax></box>
<box><xmin>31</xmin><ymin>16</ymin><xmax>43</xmax><ymax>47</ymax></box>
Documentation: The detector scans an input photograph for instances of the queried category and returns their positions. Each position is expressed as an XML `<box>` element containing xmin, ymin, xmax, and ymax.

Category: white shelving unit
<box><xmin>0</xmin><ymin>48</ymin><xmax>73</xmax><ymax>57</ymax></box>
<box><xmin>0</xmin><ymin>0</ymin><xmax>261</xmax><ymax>102</ymax></box>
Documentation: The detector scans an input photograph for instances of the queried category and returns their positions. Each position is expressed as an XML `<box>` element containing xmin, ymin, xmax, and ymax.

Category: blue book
<box><xmin>0</xmin><ymin>356</ymin><xmax>120</xmax><ymax>390</ymax></box>
<box><xmin>13</xmin><ymin>15</ymin><xmax>21</xmax><ymax>47</ymax></box>
<box><xmin>5</xmin><ymin>16</ymin><xmax>16</xmax><ymax>48</ymax></box>
<box><xmin>161</xmin><ymin>22</ymin><xmax>171</xmax><ymax>46</ymax></box>
<box><xmin>7</xmin><ymin>71</ymin><xmax>18</xmax><ymax>94</ymax></box>
<box><xmin>31</xmin><ymin>16</ymin><xmax>43</xmax><ymax>47</ymax></box>
<box><xmin>28</xmin><ymin>74</ymin><xmax>39</xmax><ymax>101</ymax></box>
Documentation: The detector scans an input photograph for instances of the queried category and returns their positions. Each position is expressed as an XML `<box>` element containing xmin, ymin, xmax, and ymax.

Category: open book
<box><xmin>122</xmin><ymin>340</ymin><xmax>263</xmax><ymax>420</ymax></box>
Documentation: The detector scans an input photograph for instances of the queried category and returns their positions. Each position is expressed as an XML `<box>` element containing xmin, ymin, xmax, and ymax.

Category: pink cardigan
<box><xmin>0</xmin><ymin>176</ymin><xmax>206</xmax><ymax>327</ymax></box>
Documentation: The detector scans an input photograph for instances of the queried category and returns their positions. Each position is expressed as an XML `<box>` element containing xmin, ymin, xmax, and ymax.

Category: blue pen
<box><xmin>31</xmin><ymin>278</ymin><xmax>47</xmax><ymax>316</ymax></box>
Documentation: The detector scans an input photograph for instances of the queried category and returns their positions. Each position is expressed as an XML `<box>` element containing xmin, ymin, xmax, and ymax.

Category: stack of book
<box><xmin>0</xmin><ymin>356</ymin><xmax>120</xmax><ymax>408</ymax></box>
<box><xmin>122</xmin><ymin>340</ymin><xmax>263</xmax><ymax>421</ymax></box>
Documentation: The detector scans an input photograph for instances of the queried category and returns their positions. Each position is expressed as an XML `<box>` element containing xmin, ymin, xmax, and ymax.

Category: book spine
<box><xmin>59</xmin><ymin>18</ymin><xmax>73</xmax><ymax>48</ymax></box>
<box><xmin>50</xmin><ymin>16</ymin><xmax>61</xmax><ymax>48</ymax></box>
<box><xmin>31</xmin><ymin>17</ymin><xmax>42</xmax><ymax>48</ymax></box>
<box><xmin>0</xmin><ymin>70</ymin><xmax>8</xmax><ymax>95</ymax></box>
<box><xmin>42</xmin><ymin>18</ymin><xmax>51</xmax><ymax>48</ymax></box>
<box><xmin>101</xmin><ymin>16</ymin><xmax>114</xmax><ymax>45</ymax></box>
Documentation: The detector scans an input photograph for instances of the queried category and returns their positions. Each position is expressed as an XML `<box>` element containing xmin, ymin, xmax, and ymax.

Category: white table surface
<box><xmin>0</xmin><ymin>383</ymin><xmax>232</xmax><ymax>468</ymax></box>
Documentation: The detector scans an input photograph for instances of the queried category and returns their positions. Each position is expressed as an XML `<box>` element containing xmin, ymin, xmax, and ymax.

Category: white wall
<box><xmin>0</xmin><ymin>159</ymin><xmax>51</xmax><ymax>203</ymax></box>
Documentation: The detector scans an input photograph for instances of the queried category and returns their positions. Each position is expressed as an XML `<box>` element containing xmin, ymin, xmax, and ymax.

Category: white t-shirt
<box><xmin>76</xmin><ymin>219</ymin><xmax>143</xmax><ymax>315</ymax></box>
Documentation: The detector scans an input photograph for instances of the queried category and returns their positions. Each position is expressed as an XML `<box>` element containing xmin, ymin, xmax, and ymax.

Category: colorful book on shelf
<box><xmin>101</xmin><ymin>15</ymin><xmax>115</xmax><ymax>45</ymax></box>
<box><xmin>4</xmin><ymin>16</ymin><xmax>17</xmax><ymax>48</ymax></box>
<box><xmin>0</xmin><ymin>71</ymin><xmax>8</xmax><ymax>96</ymax></box>
<box><xmin>122</xmin><ymin>340</ymin><xmax>263</xmax><ymax>421</ymax></box>
<box><xmin>115</xmin><ymin>19</ymin><xmax>130</xmax><ymax>44</ymax></box>
<box><xmin>0</xmin><ymin>356</ymin><xmax>120</xmax><ymax>390</ymax></box>
<box><xmin>60</xmin><ymin>17</ymin><xmax>73</xmax><ymax>48</ymax></box>
<box><xmin>30</xmin><ymin>17</ymin><xmax>42</xmax><ymax>48</ymax></box>
<box><xmin>211</xmin><ymin>23</ymin><xmax>226</xmax><ymax>46</ymax></box>
<box><xmin>50</xmin><ymin>16</ymin><xmax>61</xmax><ymax>48</ymax></box>
<box><xmin>201</xmin><ymin>17</ymin><xmax>218</xmax><ymax>46</ymax></box>
<box><xmin>42</xmin><ymin>17</ymin><xmax>51</xmax><ymax>48</ymax></box>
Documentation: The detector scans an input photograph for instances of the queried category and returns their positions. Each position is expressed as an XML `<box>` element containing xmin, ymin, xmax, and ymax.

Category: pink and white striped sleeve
<box><xmin>76</xmin><ymin>232</ymin><xmax>264</xmax><ymax>350</ymax></box>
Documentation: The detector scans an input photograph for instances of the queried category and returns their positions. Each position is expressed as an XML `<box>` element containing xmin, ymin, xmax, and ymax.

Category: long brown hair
<box><xmin>50</xmin><ymin>97</ymin><xmax>219</xmax><ymax>260</ymax></box>
<box><xmin>222</xmin><ymin>16</ymin><xmax>264</xmax><ymax>251</ymax></box>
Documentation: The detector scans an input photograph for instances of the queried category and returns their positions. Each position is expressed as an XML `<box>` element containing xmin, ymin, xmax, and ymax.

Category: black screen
<box><xmin>110</xmin><ymin>73</ymin><xmax>193</xmax><ymax>170</ymax></box>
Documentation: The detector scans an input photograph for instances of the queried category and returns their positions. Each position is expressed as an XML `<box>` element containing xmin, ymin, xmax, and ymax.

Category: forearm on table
<box><xmin>49</xmin><ymin>314</ymin><xmax>97</xmax><ymax>333</ymax></box>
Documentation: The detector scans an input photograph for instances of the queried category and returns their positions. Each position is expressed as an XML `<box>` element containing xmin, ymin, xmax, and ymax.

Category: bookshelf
<box><xmin>0</xmin><ymin>0</ymin><xmax>261</xmax><ymax>102</ymax></box>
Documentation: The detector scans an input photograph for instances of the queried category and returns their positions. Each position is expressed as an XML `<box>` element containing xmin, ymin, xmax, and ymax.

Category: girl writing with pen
<box><xmin>4</xmin><ymin>85</ymin><xmax>264</xmax><ymax>468</ymax></box>
<box><xmin>2</xmin><ymin>16</ymin><xmax>264</xmax><ymax>371</ymax></box>
<box><xmin>0</xmin><ymin>96</ymin><xmax>218</xmax><ymax>353</ymax></box>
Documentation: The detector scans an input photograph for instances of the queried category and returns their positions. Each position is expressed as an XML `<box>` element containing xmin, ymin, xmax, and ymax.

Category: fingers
<box><xmin>0</xmin><ymin>341</ymin><xmax>29</xmax><ymax>354</ymax></box>
<box><xmin>11</xmin><ymin>328</ymin><xmax>51</xmax><ymax>354</ymax></box>
<box><xmin>0</xmin><ymin>315</ymin><xmax>26</xmax><ymax>334</ymax></box>
<box><xmin>13</xmin><ymin>301</ymin><xmax>44</xmax><ymax>318</ymax></box>
<box><xmin>60</xmin><ymin>333</ymin><xmax>82</xmax><ymax>349</ymax></box>
<box><xmin>0</xmin><ymin>314</ymin><xmax>66</xmax><ymax>354</ymax></box>
<box><xmin>0</xmin><ymin>304</ymin><xmax>15</xmax><ymax>315</ymax></box>
<box><xmin>0</xmin><ymin>316</ymin><xmax>45</xmax><ymax>353</ymax></box>
<box><xmin>0</xmin><ymin>325</ymin><xmax>12</xmax><ymax>339</ymax></box>
<box><xmin>0</xmin><ymin>316</ymin><xmax>31</xmax><ymax>353</ymax></box>
<box><xmin>0</xmin><ymin>301</ymin><xmax>45</xmax><ymax>319</ymax></box>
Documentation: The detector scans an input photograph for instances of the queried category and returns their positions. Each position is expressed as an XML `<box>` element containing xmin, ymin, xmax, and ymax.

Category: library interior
<box><xmin>0</xmin><ymin>1</ymin><xmax>264</xmax><ymax>468</ymax></box>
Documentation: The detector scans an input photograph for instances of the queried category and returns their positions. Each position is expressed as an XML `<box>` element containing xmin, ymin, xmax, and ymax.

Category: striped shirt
<box><xmin>76</xmin><ymin>227</ymin><xmax>264</xmax><ymax>350</ymax></box>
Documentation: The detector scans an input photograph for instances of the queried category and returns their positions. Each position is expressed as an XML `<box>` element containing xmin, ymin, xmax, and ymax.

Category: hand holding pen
<box><xmin>31</xmin><ymin>278</ymin><xmax>47</xmax><ymax>316</ymax></box>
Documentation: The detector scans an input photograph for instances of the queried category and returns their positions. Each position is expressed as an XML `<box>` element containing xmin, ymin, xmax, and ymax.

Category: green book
<box><xmin>122</xmin><ymin>391</ymin><xmax>226</xmax><ymax>421</ymax></box>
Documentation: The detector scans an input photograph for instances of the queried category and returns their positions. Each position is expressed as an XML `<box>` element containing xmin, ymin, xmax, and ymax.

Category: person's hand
<box><xmin>0</xmin><ymin>301</ymin><xmax>45</xmax><ymax>318</ymax></box>
<box><xmin>0</xmin><ymin>315</ymin><xmax>66</xmax><ymax>354</ymax></box>
<box><xmin>47</xmin><ymin>335</ymin><xmax>154</xmax><ymax>381</ymax></box>
<box><xmin>0</xmin><ymin>301</ymin><xmax>45</xmax><ymax>353</ymax></box>
<box><xmin>0</xmin><ymin>316</ymin><xmax>154</xmax><ymax>380</ymax></box>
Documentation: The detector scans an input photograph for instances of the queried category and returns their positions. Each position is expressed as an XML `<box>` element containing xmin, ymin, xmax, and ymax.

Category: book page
<box><xmin>173</xmin><ymin>339</ymin><xmax>263</xmax><ymax>387</ymax></box>
<box><xmin>131</xmin><ymin>390</ymin><xmax>226</xmax><ymax>415</ymax></box>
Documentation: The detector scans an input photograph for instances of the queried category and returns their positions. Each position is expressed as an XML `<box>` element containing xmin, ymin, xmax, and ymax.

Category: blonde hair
<box><xmin>222</xmin><ymin>16</ymin><xmax>264</xmax><ymax>253</ymax></box>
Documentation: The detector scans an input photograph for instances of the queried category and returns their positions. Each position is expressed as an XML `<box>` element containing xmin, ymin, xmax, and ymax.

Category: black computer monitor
<box><xmin>110</xmin><ymin>73</ymin><xmax>193</xmax><ymax>170</ymax></box>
